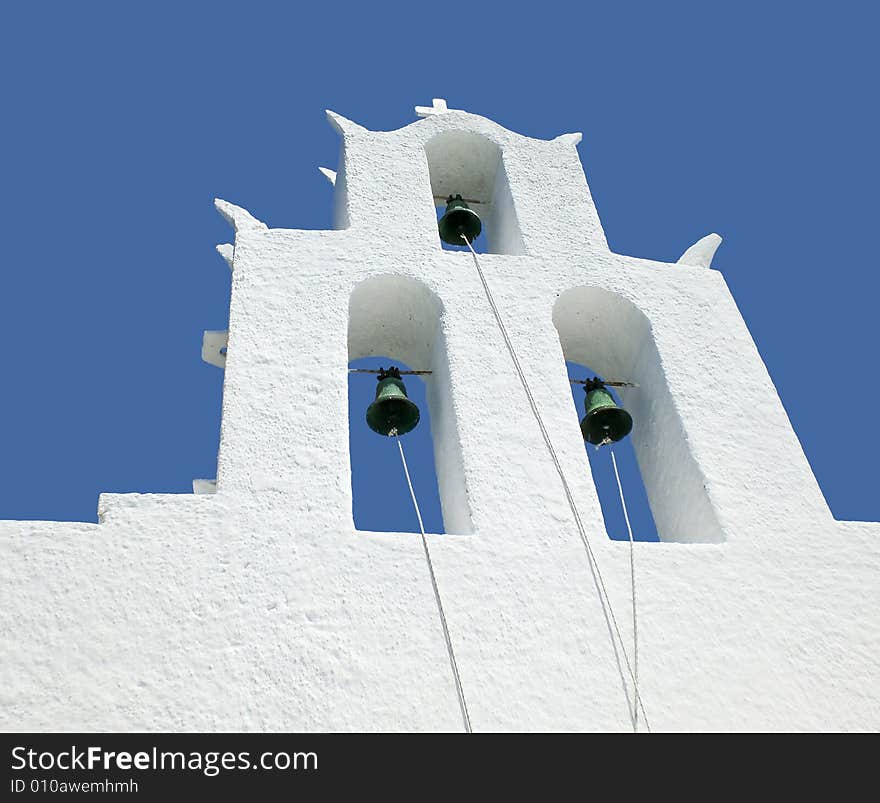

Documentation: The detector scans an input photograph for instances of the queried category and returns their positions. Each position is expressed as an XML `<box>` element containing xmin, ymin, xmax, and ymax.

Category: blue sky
<box><xmin>0</xmin><ymin>2</ymin><xmax>876</xmax><ymax>533</ymax></box>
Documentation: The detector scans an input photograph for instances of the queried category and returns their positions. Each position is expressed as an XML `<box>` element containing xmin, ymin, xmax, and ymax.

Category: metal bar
<box><xmin>433</xmin><ymin>195</ymin><xmax>485</xmax><ymax>205</ymax></box>
<box><xmin>569</xmin><ymin>378</ymin><xmax>639</xmax><ymax>388</ymax></box>
<box><xmin>349</xmin><ymin>368</ymin><xmax>433</xmax><ymax>375</ymax></box>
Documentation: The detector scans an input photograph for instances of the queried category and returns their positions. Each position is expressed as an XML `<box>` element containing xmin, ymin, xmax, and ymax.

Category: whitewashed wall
<box><xmin>1</xmin><ymin>107</ymin><xmax>878</xmax><ymax>732</ymax></box>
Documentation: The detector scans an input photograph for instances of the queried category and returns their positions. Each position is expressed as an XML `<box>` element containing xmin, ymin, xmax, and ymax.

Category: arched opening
<box><xmin>348</xmin><ymin>356</ymin><xmax>444</xmax><ymax>533</ymax></box>
<box><xmin>424</xmin><ymin>130</ymin><xmax>525</xmax><ymax>255</ymax></box>
<box><xmin>554</xmin><ymin>286</ymin><xmax>724</xmax><ymax>543</ymax></box>
<box><xmin>348</xmin><ymin>275</ymin><xmax>472</xmax><ymax>534</ymax></box>
<box><xmin>566</xmin><ymin>360</ymin><xmax>658</xmax><ymax>542</ymax></box>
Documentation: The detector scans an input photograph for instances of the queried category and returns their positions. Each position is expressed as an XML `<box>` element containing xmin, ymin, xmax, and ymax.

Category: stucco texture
<box><xmin>1</xmin><ymin>109</ymin><xmax>878</xmax><ymax>732</ymax></box>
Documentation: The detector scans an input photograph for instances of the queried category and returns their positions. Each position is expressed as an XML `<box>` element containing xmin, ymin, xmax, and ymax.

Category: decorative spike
<box><xmin>554</xmin><ymin>132</ymin><xmax>583</xmax><ymax>146</ymax></box>
<box><xmin>216</xmin><ymin>243</ymin><xmax>234</xmax><ymax>270</ymax></box>
<box><xmin>214</xmin><ymin>199</ymin><xmax>267</xmax><ymax>234</ymax></box>
<box><xmin>325</xmin><ymin>109</ymin><xmax>368</xmax><ymax>136</ymax></box>
<box><xmin>677</xmin><ymin>233</ymin><xmax>723</xmax><ymax>269</ymax></box>
<box><xmin>318</xmin><ymin>167</ymin><xmax>337</xmax><ymax>186</ymax></box>
<box><xmin>202</xmin><ymin>330</ymin><xmax>228</xmax><ymax>369</ymax></box>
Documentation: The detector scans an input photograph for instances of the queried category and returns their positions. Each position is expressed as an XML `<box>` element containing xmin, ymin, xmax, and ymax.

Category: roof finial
<box><xmin>677</xmin><ymin>233</ymin><xmax>723</xmax><ymax>269</ymax></box>
<box><xmin>415</xmin><ymin>98</ymin><xmax>460</xmax><ymax>118</ymax></box>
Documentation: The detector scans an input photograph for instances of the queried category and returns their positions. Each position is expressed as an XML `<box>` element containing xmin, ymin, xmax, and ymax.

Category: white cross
<box><xmin>415</xmin><ymin>98</ymin><xmax>457</xmax><ymax>118</ymax></box>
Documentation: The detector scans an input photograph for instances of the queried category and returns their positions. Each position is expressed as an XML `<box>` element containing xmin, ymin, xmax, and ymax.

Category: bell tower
<box><xmin>1</xmin><ymin>99</ymin><xmax>878</xmax><ymax>732</ymax></box>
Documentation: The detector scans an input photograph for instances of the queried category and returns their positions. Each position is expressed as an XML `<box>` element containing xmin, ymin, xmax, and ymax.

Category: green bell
<box><xmin>366</xmin><ymin>367</ymin><xmax>421</xmax><ymax>437</ymax></box>
<box><xmin>580</xmin><ymin>379</ymin><xmax>633</xmax><ymax>445</ymax></box>
<box><xmin>438</xmin><ymin>194</ymin><xmax>482</xmax><ymax>245</ymax></box>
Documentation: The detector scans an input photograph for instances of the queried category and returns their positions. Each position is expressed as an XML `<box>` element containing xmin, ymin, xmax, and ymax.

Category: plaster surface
<box><xmin>1</xmin><ymin>105</ymin><xmax>878</xmax><ymax>732</ymax></box>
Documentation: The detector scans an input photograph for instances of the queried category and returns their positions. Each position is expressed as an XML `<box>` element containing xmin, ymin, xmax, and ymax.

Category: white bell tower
<box><xmin>1</xmin><ymin>100</ymin><xmax>878</xmax><ymax>732</ymax></box>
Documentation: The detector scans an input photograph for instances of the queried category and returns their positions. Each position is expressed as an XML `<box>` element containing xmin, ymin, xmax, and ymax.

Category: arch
<box><xmin>553</xmin><ymin>286</ymin><xmax>724</xmax><ymax>543</ymax></box>
<box><xmin>565</xmin><ymin>359</ymin><xmax>659</xmax><ymax>542</ymax></box>
<box><xmin>424</xmin><ymin>130</ymin><xmax>525</xmax><ymax>255</ymax></box>
<box><xmin>348</xmin><ymin>275</ymin><xmax>472</xmax><ymax>534</ymax></box>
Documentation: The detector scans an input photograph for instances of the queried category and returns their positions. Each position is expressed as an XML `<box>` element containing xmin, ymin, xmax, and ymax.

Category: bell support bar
<box><xmin>569</xmin><ymin>377</ymin><xmax>639</xmax><ymax>388</ymax></box>
<box><xmin>352</xmin><ymin>371</ymin><xmax>631</xmax><ymax>383</ymax></box>
<box><xmin>349</xmin><ymin>368</ymin><xmax>433</xmax><ymax>375</ymax></box>
<box><xmin>432</xmin><ymin>194</ymin><xmax>484</xmax><ymax>205</ymax></box>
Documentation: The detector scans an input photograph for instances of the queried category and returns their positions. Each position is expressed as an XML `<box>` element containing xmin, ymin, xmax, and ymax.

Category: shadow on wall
<box><xmin>554</xmin><ymin>286</ymin><xmax>724</xmax><ymax>544</ymax></box>
<box><xmin>348</xmin><ymin>274</ymin><xmax>472</xmax><ymax>534</ymax></box>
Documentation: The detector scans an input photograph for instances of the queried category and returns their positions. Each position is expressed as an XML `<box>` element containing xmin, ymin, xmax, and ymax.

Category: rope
<box><xmin>460</xmin><ymin>234</ymin><xmax>650</xmax><ymax>732</ymax></box>
<box><xmin>611</xmin><ymin>447</ymin><xmax>640</xmax><ymax>732</ymax></box>
<box><xmin>394</xmin><ymin>432</ymin><xmax>473</xmax><ymax>733</ymax></box>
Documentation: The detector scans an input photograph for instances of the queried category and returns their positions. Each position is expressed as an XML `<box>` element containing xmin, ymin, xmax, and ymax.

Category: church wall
<box><xmin>1</xmin><ymin>105</ymin><xmax>878</xmax><ymax>732</ymax></box>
